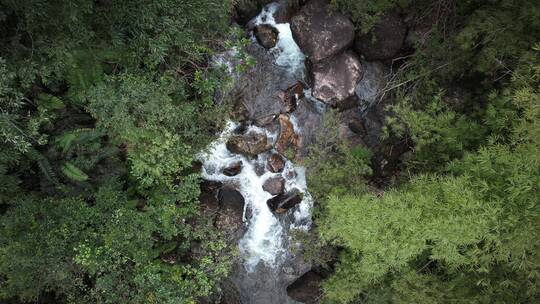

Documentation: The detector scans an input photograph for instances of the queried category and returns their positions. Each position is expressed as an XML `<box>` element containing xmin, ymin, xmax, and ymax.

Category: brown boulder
<box><xmin>254</xmin><ymin>24</ymin><xmax>279</xmax><ymax>49</ymax></box>
<box><xmin>226</xmin><ymin>131</ymin><xmax>272</xmax><ymax>156</ymax></box>
<box><xmin>290</xmin><ymin>0</ymin><xmax>354</xmax><ymax>62</ymax></box>
<box><xmin>354</xmin><ymin>11</ymin><xmax>406</xmax><ymax>61</ymax></box>
<box><xmin>223</xmin><ymin>161</ymin><xmax>243</xmax><ymax>176</ymax></box>
<box><xmin>275</xmin><ymin>114</ymin><xmax>299</xmax><ymax>154</ymax></box>
<box><xmin>267</xmin><ymin>153</ymin><xmax>286</xmax><ymax>173</ymax></box>
<box><xmin>267</xmin><ymin>188</ymin><xmax>303</xmax><ymax>213</ymax></box>
<box><xmin>310</xmin><ymin>51</ymin><xmax>363</xmax><ymax>106</ymax></box>
<box><xmin>262</xmin><ymin>176</ymin><xmax>286</xmax><ymax>195</ymax></box>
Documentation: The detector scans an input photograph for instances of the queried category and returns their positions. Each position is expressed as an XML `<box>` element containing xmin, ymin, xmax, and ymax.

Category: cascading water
<box><xmin>200</xmin><ymin>121</ymin><xmax>312</xmax><ymax>270</ymax></box>
<box><xmin>200</xmin><ymin>2</ymin><xmax>318</xmax><ymax>303</ymax></box>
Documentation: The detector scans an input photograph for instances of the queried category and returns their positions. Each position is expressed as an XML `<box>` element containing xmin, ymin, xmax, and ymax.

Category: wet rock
<box><xmin>263</xmin><ymin>176</ymin><xmax>286</xmax><ymax>195</ymax></box>
<box><xmin>287</xmin><ymin>271</ymin><xmax>323</xmax><ymax>304</ymax></box>
<box><xmin>310</xmin><ymin>51</ymin><xmax>363</xmax><ymax>106</ymax></box>
<box><xmin>267</xmin><ymin>153</ymin><xmax>286</xmax><ymax>173</ymax></box>
<box><xmin>355</xmin><ymin>10</ymin><xmax>407</xmax><ymax>61</ymax></box>
<box><xmin>275</xmin><ymin>114</ymin><xmax>299</xmax><ymax>155</ymax></box>
<box><xmin>291</xmin><ymin>0</ymin><xmax>354</xmax><ymax>62</ymax></box>
<box><xmin>280</xmin><ymin>81</ymin><xmax>305</xmax><ymax>113</ymax></box>
<box><xmin>235</xmin><ymin>0</ymin><xmax>273</xmax><ymax>24</ymax></box>
<box><xmin>267</xmin><ymin>188</ymin><xmax>303</xmax><ymax>213</ymax></box>
<box><xmin>216</xmin><ymin>186</ymin><xmax>246</xmax><ymax>240</ymax></box>
<box><xmin>223</xmin><ymin>161</ymin><xmax>243</xmax><ymax>176</ymax></box>
<box><xmin>253</xmin><ymin>114</ymin><xmax>278</xmax><ymax>127</ymax></box>
<box><xmin>355</xmin><ymin>61</ymin><xmax>388</xmax><ymax>111</ymax></box>
<box><xmin>294</xmin><ymin>98</ymin><xmax>324</xmax><ymax>157</ymax></box>
<box><xmin>226</xmin><ymin>131</ymin><xmax>271</xmax><ymax>156</ymax></box>
<box><xmin>254</xmin><ymin>24</ymin><xmax>279</xmax><ymax>49</ymax></box>
<box><xmin>272</xmin><ymin>0</ymin><xmax>302</xmax><ymax>23</ymax></box>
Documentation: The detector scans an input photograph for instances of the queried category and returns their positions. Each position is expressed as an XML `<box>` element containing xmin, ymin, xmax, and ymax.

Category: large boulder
<box><xmin>355</xmin><ymin>61</ymin><xmax>388</xmax><ymax>111</ymax></box>
<box><xmin>226</xmin><ymin>131</ymin><xmax>272</xmax><ymax>156</ymax></box>
<box><xmin>272</xmin><ymin>0</ymin><xmax>303</xmax><ymax>24</ymax></box>
<box><xmin>286</xmin><ymin>271</ymin><xmax>323</xmax><ymax>304</ymax></box>
<box><xmin>235</xmin><ymin>0</ymin><xmax>273</xmax><ymax>24</ymax></box>
<box><xmin>262</xmin><ymin>176</ymin><xmax>286</xmax><ymax>195</ymax></box>
<box><xmin>215</xmin><ymin>186</ymin><xmax>246</xmax><ymax>241</ymax></box>
<box><xmin>291</xmin><ymin>0</ymin><xmax>355</xmax><ymax>62</ymax></box>
<box><xmin>293</xmin><ymin>97</ymin><xmax>324</xmax><ymax>157</ymax></box>
<box><xmin>254</xmin><ymin>24</ymin><xmax>279</xmax><ymax>49</ymax></box>
<box><xmin>310</xmin><ymin>51</ymin><xmax>363</xmax><ymax>106</ymax></box>
<box><xmin>354</xmin><ymin>11</ymin><xmax>407</xmax><ymax>61</ymax></box>
<box><xmin>267</xmin><ymin>188</ymin><xmax>303</xmax><ymax>213</ymax></box>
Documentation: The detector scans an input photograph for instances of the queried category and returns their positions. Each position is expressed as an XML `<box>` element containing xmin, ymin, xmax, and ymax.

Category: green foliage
<box><xmin>0</xmin><ymin>0</ymin><xmax>236</xmax><ymax>303</ymax></box>
<box><xmin>305</xmin><ymin>110</ymin><xmax>372</xmax><ymax>201</ymax></box>
<box><xmin>0</xmin><ymin>186</ymin><xmax>232</xmax><ymax>303</ymax></box>
<box><xmin>330</xmin><ymin>0</ymin><xmax>411</xmax><ymax>33</ymax></box>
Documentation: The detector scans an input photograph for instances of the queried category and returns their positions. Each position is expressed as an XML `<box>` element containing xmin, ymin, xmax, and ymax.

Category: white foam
<box><xmin>252</xmin><ymin>3</ymin><xmax>305</xmax><ymax>74</ymax></box>
<box><xmin>199</xmin><ymin>120</ymin><xmax>314</xmax><ymax>271</ymax></box>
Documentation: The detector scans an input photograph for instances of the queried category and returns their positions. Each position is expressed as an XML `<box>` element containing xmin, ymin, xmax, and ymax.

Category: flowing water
<box><xmin>200</xmin><ymin>3</ymin><xmax>316</xmax><ymax>303</ymax></box>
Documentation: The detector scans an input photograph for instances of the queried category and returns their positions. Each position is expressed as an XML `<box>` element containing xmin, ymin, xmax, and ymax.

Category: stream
<box><xmin>199</xmin><ymin>3</ymin><xmax>321</xmax><ymax>303</ymax></box>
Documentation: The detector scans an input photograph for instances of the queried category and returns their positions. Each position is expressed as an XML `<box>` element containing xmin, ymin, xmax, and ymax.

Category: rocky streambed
<box><xmin>199</xmin><ymin>0</ymin><xmax>411</xmax><ymax>303</ymax></box>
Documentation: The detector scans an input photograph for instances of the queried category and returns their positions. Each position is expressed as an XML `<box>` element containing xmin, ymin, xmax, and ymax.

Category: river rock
<box><xmin>310</xmin><ymin>51</ymin><xmax>363</xmax><ymax>106</ymax></box>
<box><xmin>280</xmin><ymin>81</ymin><xmax>305</xmax><ymax>113</ymax></box>
<box><xmin>267</xmin><ymin>188</ymin><xmax>303</xmax><ymax>213</ymax></box>
<box><xmin>267</xmin><ymin>153</ymin><xmax>286</xmax><ymax>173</ymax></box>
<box><xmin>254</xmin><ymin>24</ymin><xmax>279</xmax><ymax>49</ymax></box>
<box><xmin>355</xmin><ymin>61</ymin><xmax>388</xmax><ymax>111</ymax></box>
<box><xmin>291</xmin><ymin>0</ymin><xmax>354</xmax><ymax>62</ymax></box>
<box><xmin>223</xmin><ymin>161</ymin><xmax>243</xmax><ymax>176</ymax></box>
<box><xmin>263</xmin><ymin>176</ymin><xmax>286</xmax><ymax>195</ymax></box>
<box><xmin>226</xmin><ymin>131</ymin><xmax>271</xmax><ymax>156</ymax></box>
<box><xmin>354</xmin><ymin>10</ymin><xmax>407</xmax><ymax>61</ymax></box>
<box><xmin>275</xmin><ymin>114</ymin><xmax>299</xmax><ymax>155</ymax></box>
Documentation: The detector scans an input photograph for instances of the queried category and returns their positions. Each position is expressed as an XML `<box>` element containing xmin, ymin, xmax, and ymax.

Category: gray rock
<box><xmin>287</xmin><ymin>271</ymin><xmax>323</xmax><ymax>304</ymax></box>
<box><xmin>235</xmin><ymin>0</ymin><xmax>273</xmax><ymax>24</ymax></box>
<box><xmin>226</xmin><ymin>131</ymin><xmax>272</xmax><ymax>156</ymax></box>
<box><xmin>354</xmin><ymin>10</ymin><xmax>407</xmax><ymax>61</ymax></box>
<box><xmin>291</xmin><ymin>0</ymin><xmax>354</xmax><ymax>62</ymax></box>
<box><xmin>263</xmin><ymin>176</ymin><xmax>286</xmax><ymax>195</ymax></box>
<box><xmin>293</xmin><ymin>97</ymin><xmax>324</xmax><ymax>157</ymax></box>
<box><xmin>224</xmin><ymin>44</ymin><xmax>301</xmax><ymax>122</ymax></box>
<box><xmin>310</xmin><ymin>51</ymin><xmax>363</xmax><ymax>106</ymax></box>
<box><xmin>355</xmin><ymin>61</ymin><xmax>388</xmax><ymax>110</ymax></box>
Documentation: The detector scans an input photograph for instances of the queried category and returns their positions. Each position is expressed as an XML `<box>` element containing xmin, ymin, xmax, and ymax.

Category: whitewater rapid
<box><xmin>200</xmin><ymin>3</ymin><xmax>313</xmax><ymax>272</ymax></box>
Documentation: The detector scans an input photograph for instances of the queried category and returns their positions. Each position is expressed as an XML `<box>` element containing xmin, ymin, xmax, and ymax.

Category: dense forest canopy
<box><xmin>1</xmin><ymin>0</ymin><xmax>539</xmax><ymax>303</ymax></box>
